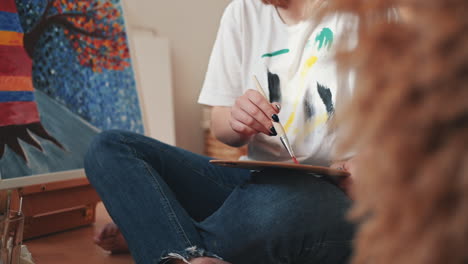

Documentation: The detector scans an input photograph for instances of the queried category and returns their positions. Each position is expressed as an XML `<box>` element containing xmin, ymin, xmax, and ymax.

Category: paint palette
<box><xmin>209</xmin><ymin>160</ymin><xmax>350</xmax><ymax>178</ymax></box>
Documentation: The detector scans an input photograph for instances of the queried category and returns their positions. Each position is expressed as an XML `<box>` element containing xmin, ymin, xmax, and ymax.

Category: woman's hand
<box><xmin>230</xmin><ymin>89</ymin><xmax>280</xmax><ymax>137</ymax></box>
<box><xmin>331</xmin><ymin>157</ymin><xmax>357</xmax><ymax>199</ymax></box>
<box><xmin>211</xmin><ymin>90</ymin><xmax>280</xmax><ymax>147</ymax></box>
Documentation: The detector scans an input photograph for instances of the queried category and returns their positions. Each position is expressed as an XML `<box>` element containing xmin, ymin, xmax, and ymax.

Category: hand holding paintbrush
<box><xmin>252</xmin><ymin>76</ymin><xmax>299</xmax><ymax>164</ymax></box>
<box><xmin>226</xmin><ymin>83</ymin><xmax>281</xmax><ymax>138</ymax></box>
<box><xmin>220</xmin><ymin>74</ymin><xmax>298</xmax><ymax>164</ymax></box>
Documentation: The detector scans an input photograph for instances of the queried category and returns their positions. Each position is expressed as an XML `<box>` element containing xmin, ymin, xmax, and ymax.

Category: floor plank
<box><xmin>25</xmin><ymin>202</ymin><xmax>134</xmax><ymax>264</ymax></box>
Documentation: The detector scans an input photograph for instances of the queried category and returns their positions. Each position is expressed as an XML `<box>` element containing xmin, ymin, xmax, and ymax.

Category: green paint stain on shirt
<box><xmin>261</xmin><ymin>49</ymin><xmax>290</xmax><ymax>58</ymax></box>
<box><xmin>315</xmin><ymin>28</ymin><xmax>334</xmax><ymax>50</ymax></box>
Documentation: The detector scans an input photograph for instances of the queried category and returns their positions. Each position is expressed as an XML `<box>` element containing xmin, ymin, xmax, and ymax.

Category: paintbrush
<box><xmin>252</xmin><ymin>75</ymin><xmax>299</xmax><ymax>164</ymax></box>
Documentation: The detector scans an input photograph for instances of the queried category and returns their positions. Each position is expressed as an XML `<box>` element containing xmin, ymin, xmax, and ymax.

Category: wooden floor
<box><xmin>25</xmin><ymin>202</ymin><xmax>135</xmax><ymax>264</ymax></box>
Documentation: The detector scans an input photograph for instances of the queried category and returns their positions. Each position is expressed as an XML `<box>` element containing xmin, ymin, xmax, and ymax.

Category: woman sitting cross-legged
<box><xmin>85</xmin><ymin>0</ymin><xmax>357</xmax><ymax>263</ymax></box>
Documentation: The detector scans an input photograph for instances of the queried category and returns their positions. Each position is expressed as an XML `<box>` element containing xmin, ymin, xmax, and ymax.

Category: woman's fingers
<box><xmin>231</xmin><ymin>90</ymin><xmax>280</xmax><ymax>136</ymax></box>
<box><xmin>273</xmin><ymin>102</ymin><xmax>281</xmax><ymax>112</ymax></box>
<box><xmin>330</xmin><ymin>158</ymin><xmax>357</xmax><ymax>199</ymax></box>
<box><xmin>246</xmin><ymin>89</ymin><xmax>279</xmax><ymax>115</ymax></box>
<box><xmin>330</xmin><ymin>161</ymin><xmax>347</xmax><ymax>171</ymax></box>
<box><xmin>229</xmin><ymin>118</ymin><xmax>258</xmax><ymax>136</ymax></box>
<box><xmin>230</xmin><ymin>104</ymin><xmax>271</xmax><ymax>135</ymax></box>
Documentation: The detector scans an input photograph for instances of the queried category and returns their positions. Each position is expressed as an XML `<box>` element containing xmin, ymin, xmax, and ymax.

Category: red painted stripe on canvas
<box><xmin>0</xmin><ymin>101</ymin><xmax>40</xmax><ymax>126</ymax></box>
<box><xmin>0</xmin><ymin>76</ymin><xmax>33</xmax><ymax>91</ymax></box>
<box><xmin>0</xmin><ymin>0</ymin><xmax>18</xmax><ymax>13</ymax></box>
<box><xmin>0</xmin><ymin>45</ymin><xmax>32</xmax><ymax>77</ymax></box>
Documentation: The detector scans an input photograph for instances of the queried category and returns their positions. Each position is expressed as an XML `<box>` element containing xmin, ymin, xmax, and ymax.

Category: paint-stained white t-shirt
<box><xmin>198</xmin><ymin>0</ymin><xmax>353</xmax><ymax>166</ymax></box>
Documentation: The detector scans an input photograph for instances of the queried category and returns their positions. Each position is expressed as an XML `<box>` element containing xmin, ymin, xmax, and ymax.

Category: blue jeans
<box><xmin>84</xmin><ymin>130</ymin><xmax>354</xmax><ymax>264</ymax></box>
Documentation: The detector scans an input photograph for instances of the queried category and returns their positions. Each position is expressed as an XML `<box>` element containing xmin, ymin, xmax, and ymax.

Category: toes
<box><xmin>96</xmin><ymin>223</ymin><xmax>119</xmax><ymax>240</ymax></box>
<box><xmin>94</xmin><ymin>223</ymin><xmax>129</xmax><ymax>254</ymax></box>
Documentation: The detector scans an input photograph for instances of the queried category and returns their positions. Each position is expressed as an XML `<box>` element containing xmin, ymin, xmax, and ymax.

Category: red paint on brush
<box><xmin>292</xmin><ymin>156</ymin><xmax>299</xmax><ymax>164</ymax></box>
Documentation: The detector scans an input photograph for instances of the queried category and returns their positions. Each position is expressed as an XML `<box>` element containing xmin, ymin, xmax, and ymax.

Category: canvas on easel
<box><xmin>0</xmin><ymin>0</ymin><xmax>144</xmax><ymax>189</ymax></box>
<box><xmin>1</xmin><ymin>0</ymin><xmax>144</xmax><ymax>237</ymax></box>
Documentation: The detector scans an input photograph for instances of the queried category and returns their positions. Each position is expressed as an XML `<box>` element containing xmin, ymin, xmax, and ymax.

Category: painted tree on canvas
<box><xmin>0</xmin><ymin>0</ymin><xmax>132</xmax><ymax>163</ymax></box>
<box><xmin>23</xmin><ymin>0</ymin><xmax>130</xmax><ymax>72</ymax></box>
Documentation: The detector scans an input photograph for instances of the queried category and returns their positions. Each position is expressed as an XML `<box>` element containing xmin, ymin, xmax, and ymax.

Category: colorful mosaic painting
<box><xmin>0</xmin><ymin>0</ymin><xmax>143</xmax><ymax>179</ymax></box>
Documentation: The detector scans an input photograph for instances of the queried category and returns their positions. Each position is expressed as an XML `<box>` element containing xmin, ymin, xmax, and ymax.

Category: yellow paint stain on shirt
<box><xmin>284</xmin><ymin>55</ymin><xmax>318</xmax><ymax>132</ymax></box>
<box><xmin>294</xmin><ymin>113</ymin><xmax>329</xmax><ymax>143</ymax></box>
<box><xmin>306</xmin><ymin>114</ymin><xmax>329</xmax><ymax>133</ymax></box>
<box><xmin>301</xmin><ymin>56</ymin><xmax>318</xmax><ymax>77</ymax></box>
<box><xmin>284</xmin><ymin>111</ymin><xmax>296</xmax><ymax>132</ymax></box>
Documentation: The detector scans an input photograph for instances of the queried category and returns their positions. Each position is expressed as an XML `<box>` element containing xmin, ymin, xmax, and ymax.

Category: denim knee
<box><xmin>84</xmin><ymin>130</ymin><xmax>129</xmax><ymax>184</ymax></box>
<box><xmin>268</xmin><ymin>178</ymin><xmax>353</xmax><ymax>261</ymax></box>
<box><xmin>251</xmin><ymin>177</ymin><xmax>353</xmax><ymax>242</ymax></box>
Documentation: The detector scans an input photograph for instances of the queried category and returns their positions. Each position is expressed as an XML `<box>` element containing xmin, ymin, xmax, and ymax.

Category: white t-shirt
<box><xmin>198</xmin><ymin>0</ymin><xmax>353</xmax><ymax>166</ymax></box>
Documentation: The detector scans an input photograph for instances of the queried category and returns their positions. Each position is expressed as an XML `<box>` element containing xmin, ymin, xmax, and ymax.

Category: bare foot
<box><xmin>94</xmin><ymin>222</ymin><xmax>129</xmax><ymax>254</ymax></box>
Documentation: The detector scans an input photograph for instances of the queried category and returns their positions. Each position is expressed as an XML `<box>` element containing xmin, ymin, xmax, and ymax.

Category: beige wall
<box><xmin>124</xmin><ymin>0</ymin><xmax>231</xmax><ymax>154</ymax></box>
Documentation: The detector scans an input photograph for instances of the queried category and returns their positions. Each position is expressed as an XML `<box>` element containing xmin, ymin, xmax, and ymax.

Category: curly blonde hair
<box><xmin>317</xmin><ymin>0</ymin><xmax>468</xmax><ymax>263</ymax></box>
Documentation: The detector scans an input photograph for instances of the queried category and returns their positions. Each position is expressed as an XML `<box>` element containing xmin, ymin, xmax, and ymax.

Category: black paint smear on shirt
<box><xmin>317</xmin><ymin>82</ymin><xmax>335</xmax><ymax>118</ymax></box>
<box><xmin>303</xmin><ymin>88</ymin><xmax>315</xmax><ymax>120</ymax></box>
<box><xmin>267</xmin><ymin>70</ymin><xmax>281</xmax><ymax>103</ymax></box>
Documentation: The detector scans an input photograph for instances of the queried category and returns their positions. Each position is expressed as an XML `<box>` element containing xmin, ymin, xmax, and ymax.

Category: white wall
<box><xmin>130</xmin><ymin>32</ymin><xmax>176</xmax><ymax>145</ymax></box>
<box><xmin>124</xmin><ymin>0</ymin><xmax>231</xmax><ymax>154</ymax></box>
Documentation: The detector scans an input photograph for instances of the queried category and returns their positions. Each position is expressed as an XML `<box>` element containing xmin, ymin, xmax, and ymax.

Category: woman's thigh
<box><xmin>85</xmin><ymin>129</ymin><xmax>252</xmax><ymax>221</ymax></box>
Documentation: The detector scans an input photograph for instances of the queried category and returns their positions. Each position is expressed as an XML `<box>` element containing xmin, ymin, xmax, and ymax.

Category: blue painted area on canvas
<box><xmin>0</xmin><ymin>91</ymin><xmax>35</xmax><ymax>102</ymax></box>
<box><xmin>0</xmin><ymin>11</ymin><xmax>23</xmax><ymax>32</ymax></box>
<box><xmin>15</xmin><ymin>0</ymin><xmax>144</xmax><ymax>133</ymax></box>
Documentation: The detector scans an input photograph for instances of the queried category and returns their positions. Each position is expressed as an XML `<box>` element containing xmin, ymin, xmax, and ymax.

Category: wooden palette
<box><xmin>210</xmin><ymin>160</ymin><xmax>350</xmax><ymax>178</ymax></box>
